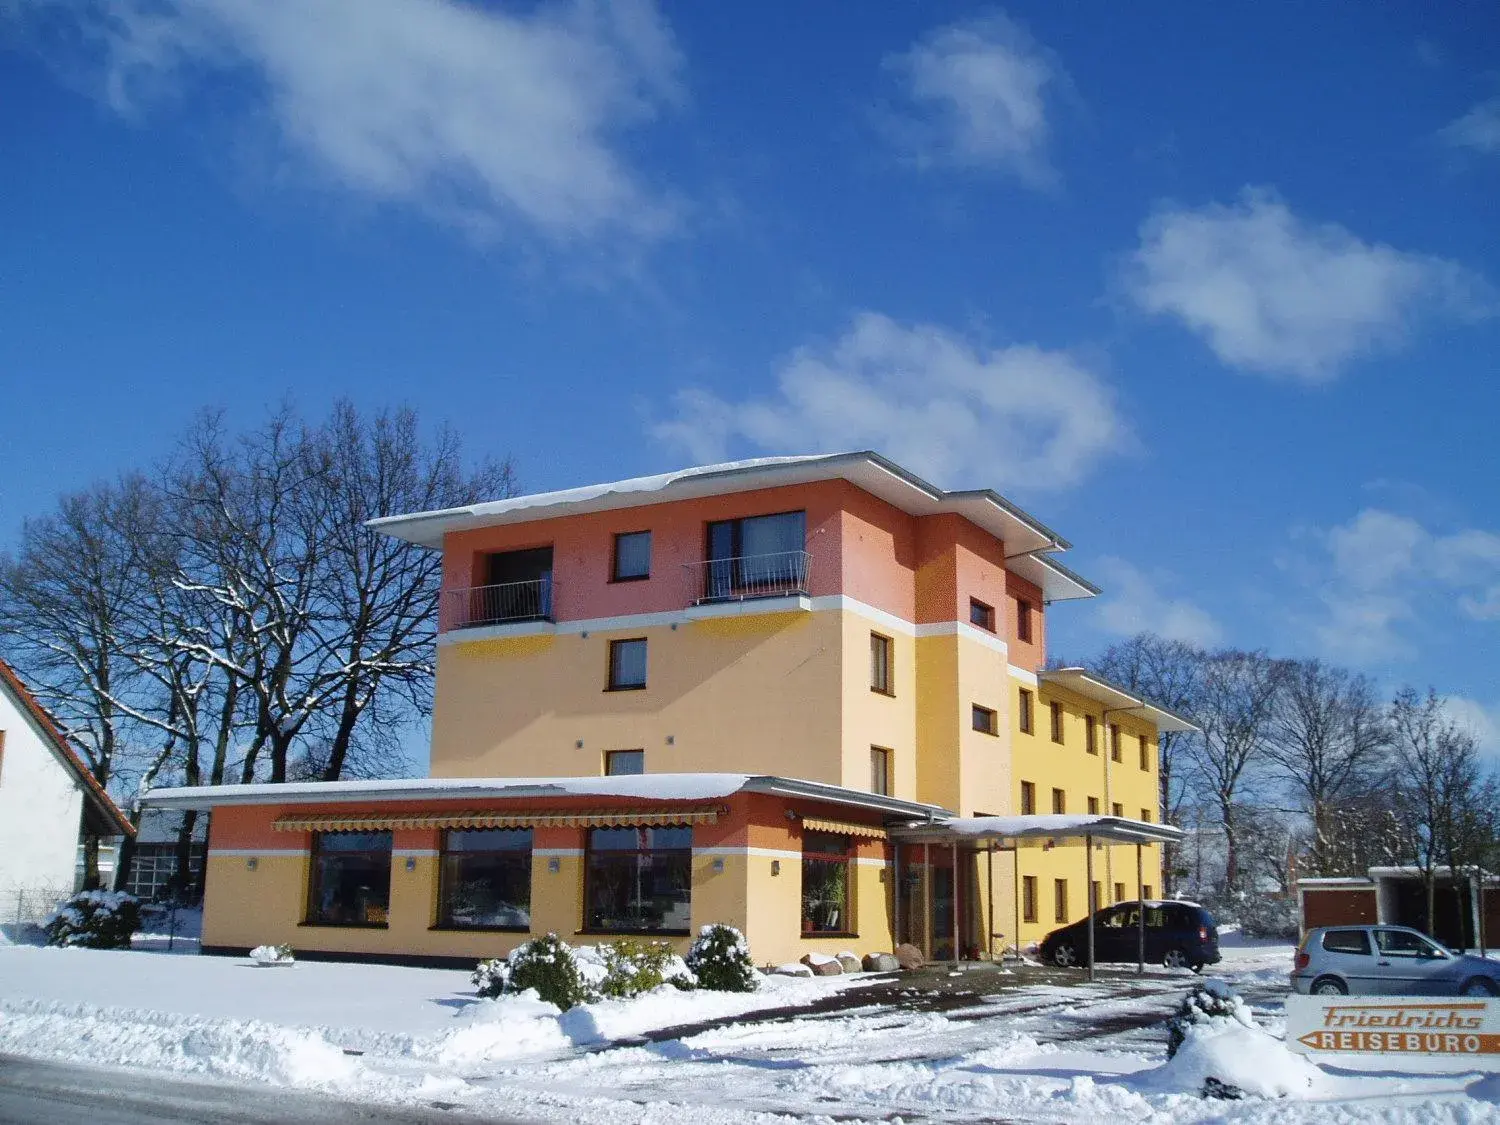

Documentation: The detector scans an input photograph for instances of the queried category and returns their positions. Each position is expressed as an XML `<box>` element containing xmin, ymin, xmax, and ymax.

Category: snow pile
<box><xmin>1142</xmin><ymin>1022</ymin><xmax>1323</xmax><ymax>1099</ymax></box>
<box><xmin>1469</xmin><ymin>1075</ymin><xmax>1500</xmax><ymax>1103</ymax></box>
<box><xmin>249</xmin><ymin>944</ymin><xmax>295</xmax><ymax>965</ymax></box>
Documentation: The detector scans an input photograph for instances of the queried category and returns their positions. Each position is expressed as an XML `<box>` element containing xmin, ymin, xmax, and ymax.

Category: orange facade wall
<box><xmin>1005</xmin><ymin>572</ymin><xmax>1045</xmax><ymax>672</ymax></box>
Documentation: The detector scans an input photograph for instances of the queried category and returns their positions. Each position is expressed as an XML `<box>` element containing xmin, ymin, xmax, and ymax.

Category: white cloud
<box><xmin>881</xmin><ymin>12</ymin><xmax>1062</xmax><ymax>185</ymax></box>
<box><xmin>651</xmin><ymin>312</ymin><xmax>1126</xmax><ymax>492</ymax></box>
<box><xmin>5</xmin><ymin>0</ymin><xmax>683</xmax><ymax>243</ymax></box>
<box><xmin>1296</xmin><ymin>508</ymin><xmax>1500</xmax><ymax>662</ymax></box>
<box><xmin>1440</xmin><ymin>96</ymin><xmax>1500</xmax><ymax>155</ymax></box>
<box><xmin>1122</xmin><ymin>188</ymin><xmax>1494</xmax><ymax>381</ymax></box>
<box><xmin>1442</xmin><ymin>697</ymin><xmax>1500</xmax><ymax>760</ymax></box>
<box><xmin>1090</xmin><ymin>557</ymin><xmax>1223</xmax><ymax>647</ymax></box>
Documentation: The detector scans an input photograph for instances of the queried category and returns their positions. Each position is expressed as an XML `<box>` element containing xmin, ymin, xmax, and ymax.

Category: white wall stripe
<box><xmin>533</xmin><ymin>848</ymin><xmax>584</xmax><ymax>857</ymax></box>
<box><xmin>393</xmin><ymin>849</ymin><xmax>438</xmax><ymax>858</ymax></box>
<box><xmin>210</xmin><ymin>848</ymin><xmax>307</xmax><ymax>858</ymax></box>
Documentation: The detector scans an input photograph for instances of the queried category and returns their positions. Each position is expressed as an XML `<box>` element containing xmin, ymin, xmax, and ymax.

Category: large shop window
<box><xmin>801</xmin><ymin>831</ymin><xmax>854</xmax><ymax>935</ymax></box>
<box><xmin>584</xmin><ymin>825</ymin><xmax>692</xmax><ymax>934</ymax></box>
<box><xmin>438</xmin><ymin>828</ymin><xmax>532</xmax><ymax>930</ymax></box>
<box><xmin>306</xmin><ymin>831</ymin><xmax>392</xmax><ymax>927</ymax></box>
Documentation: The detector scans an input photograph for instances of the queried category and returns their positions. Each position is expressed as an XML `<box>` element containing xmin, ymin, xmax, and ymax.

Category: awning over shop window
<box><xmin>273</xmin><ymin>808</ymin><xmax>722</xmax><ymax>832</ymax></box>
<box><xmin>801</xmin><ymin>817</ymin><xmax>887</xmax><ymax>840</ymax></box>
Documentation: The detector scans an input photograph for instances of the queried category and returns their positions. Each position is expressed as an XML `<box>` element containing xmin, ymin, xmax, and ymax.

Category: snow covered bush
<box><xmin>1166</xmin><ymin>979</ymin><xmax>1253</xmax><ymax>1059</ymax></box>
<box><xmin>249</xmin><ymin>943</ymin><xmax>295</xmax><ymax>965</ymax></box>
<box><xmin>598</xmin><ymin>939</ymin><xmax>695</xmax><ymax>998</ymax></box>
<box><xmin>472</xmin><ymin>956</ymin><xmax>509</xmax><ymax>999</ymax></box>
<box><xmin>473</xmin><ymin>933</ymin><xmax>595</xmax><ymax>1010</ymax></box>
<box><xmin>686</xmin><ymin>924</ymin><xmax>757</xmax><ymax>993</ymax></box>
<box><xmin>44</xmin><ymin>890</ymin><xmax>141</xmax><ymax>949</ymax></box>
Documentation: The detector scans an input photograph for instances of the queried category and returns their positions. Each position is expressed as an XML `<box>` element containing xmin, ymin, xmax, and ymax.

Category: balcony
<box><xmin>683</xmin><ymin>550</ymin><xmax>812</xmax><ymax>606</ymax></box>
<box><xmin>441</xmin><ymin>577</ymin><xmax>553</xmax><ymax>632</ymax></box>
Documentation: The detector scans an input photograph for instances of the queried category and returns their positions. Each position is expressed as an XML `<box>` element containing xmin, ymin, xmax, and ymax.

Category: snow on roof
<box><xmin>894</xmin><ymin>813</ymin><xmax>1185</xmax><ymax>846</ymax></box>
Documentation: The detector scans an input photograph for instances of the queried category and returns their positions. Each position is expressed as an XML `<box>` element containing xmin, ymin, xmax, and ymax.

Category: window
<box><xmin>607</xmin><ymin>638</ymin><xmax>647</xmax><ymax>690</ymax></box>
<box><xmin>972</xmin><ymin>704</ymin><xmax>998</xmax><ymax>735</ymax></box>
<box><xmin>1091</xmin><ymin>881</ymin><xmax>1101</xmax><ymax>911</ymax></box>
<box><xmin>1375</xmin><ymin>928</ymin><xmax>1446</xmax><ymax>958</ymax></box>
<box><xmin>438</xmin><ymin>829</ymin><xmax>532</xmax><ymax>930</ymax></box>
<box><xmin>605</xmin><ymin>750</ymin><xmax>644</xmax><ymax>776</ymax></box>
<box><xmin>1051</xmin><ymin>788</ymin><xmax>1066</xmax><ymax>814</ymax></box>
<box><xmin>1323</xmin><ymin>929</ymin><xmax>1372</xmax><ymax>955</ymax></box>
<box><xmin>1049</xmin><ymin>700</ymin><xmax>1063</xmax><ymax>743</ymax></box>
<box><xmin>1020</xmin><ymin>781</ymin><xmax>1036</xmax><ymax>815</ymax></box>
<box><xmin>1054</xmin><ymin>878</ymin><xmax>1069</xmax><ymax>923</ymax></box>
<box><xmin>870</xmin><ymin>633</ymin><xmax>893</xmax><ymax>695</ymax></box>
<box><xmin>612</xmin><ymin>531</ymin><xmax>652</xmax><ymax>581</ymax></box>
<box><xmin>1022</xmin><ymin>876</ymin><xmax>1037</xmax><ymax>923</ymax></box>
<box><xmin>1018</xmin><ymin>688</ymin><xmax>1034</xmax><ymax>734</ymax></box>
<box><xmin>1016</xmin><ymin>598</ymin><xmax>1033</xmax><ymax>643</ymax></box>
<box><xmin>801</xmin><ymin>832</ymin><xmax>853</xmax><ymax>935</ymax></box>
<box><xmin>1139</xmin><ymin>734</ymin><xmax>1151</xmax><ymax>771</ymax></box>
<box><xmin>468</xmin><ymin>546</ymin><xmax>553</xmax><ymax>625</ymax></box>
<box><xmin>1114</xmin><ymin>881</ymin><xmax>1125</xmax><ymax>904</ymax></box>
<box><xmin>1140</xmin><ymin>808</ymin><xmax>1152</xmax><ymax>823</ymax></box>
<box><xmin>307</xmin><ymin>832</ymin><xmax>392</xmax><ymax>926</ymax></box>
<box><xmin>1143</xmin><ymin>884</ymin><xmax>1153</xmax><ymax>900</ymax></box>
<box><xmin>969</xmin><ymin>598</ymin><xmax>995</xmax><ymax>632</ymax></box>
<box><xmin>1085</xmin><ymin>715</ymin><xmax>1098</xmax><ymax>755</ymax></box>
<box><xmin>584</xmin><ymin>826</ymin><xmax>692</xmax><ymax>933</ymax></box>
<box><xmin>1112</xmin><ymin>802</ymin><xmax>1123</xmax><ymax>817</ymax></box>
<box><xmin>1109</xmin><ymin>723</ymin><xmax>1121</xmax><ymax>762</ymax></box>
<box><xmin>870</xmin><ymin>747</ymin><xmax>891</xmax><ymax>796</ymax></box>
<box><xmin>704</xmin><ymin>510</ymin><xmax>807</xmax><ymax>598</ymax></box>
<box><xmin>1087</xmin><ymin>796</ymin><xmax>1099</xmax><ymax>815</ymax></box>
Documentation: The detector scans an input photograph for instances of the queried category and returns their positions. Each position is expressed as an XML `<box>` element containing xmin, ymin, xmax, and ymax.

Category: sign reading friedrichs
<box><xmin>1286</xmin><ymin>996</ymin><xmax>1500</xmax><ymax>1072</ymax></box>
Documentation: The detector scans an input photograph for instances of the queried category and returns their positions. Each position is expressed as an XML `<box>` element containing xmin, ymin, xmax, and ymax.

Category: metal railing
<box><xmin>684</xmin><ymin>550</ymin><xmax>811</xmax><ymax>605</ymax></box>
<box><xmin>441</xmin><ymin>577</ymin><xmax>554</xmax><ymax>631</ymax></box>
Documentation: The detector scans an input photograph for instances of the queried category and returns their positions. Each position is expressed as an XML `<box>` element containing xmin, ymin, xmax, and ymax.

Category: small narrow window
<box><xmin>1087</xmin><ymin>796</ymin><xmax>1099</xmax><ymax>815</ymax></box>
<box><xmin>1016</xmin><ymin>598</ymin><xmax>1033</xmax><ymax>643</ymax></box>
<box><xmin>1054</xmin><ymin>878</ymin><xmax>1069</xmax><ymax>923</ymax></box>
<box><xmin>1020</xmin><ymin>780</ymin><xmax>1036</xmax><ymax>815</ymax></box>
<box><xmin>969</xmin><ymin>598</ymin><xmax>995</xmax><ymax>632</ymax></box>
<box><xmin>1049</xmin><ymin>700</ymin><xmax>1064</xmax><ymax>744</ymax></box>
<box><xmin>1085</xmin><ymin>715</ymin><xmax>1098</xmax><ymax>755</ymax></box>
<box><xmin>612</xmin><ymin>531</ymin><xmax>652</xmax><ymax>581</ymax></box>
<box><xmin>1114</xmin><ymin>882</ymin><xmax>1125</xmax><ymax>904</ymax></box>
<box><xmin>1140</xmin><ymin>807</ymin><xmax>1152</xmax><ymax>823</ymax></box>
<box><xmin>1112</xmin><ymin>802</ymin><xmax>1123</xmax><ymax>817</ymax></box>
<box><xmin>870</xmin><ymin>747</ymin><xmax>891</xmax><ymax>796</ymax></box>
<box><xmin>1051</xmin><ymin>788</ymin><xmax>1066</xmax><ymax>815</ymax></box>
<box><xmin>605</xmin><ymin>750</ymin><xmax>644</xmax><ymax>776</ymax></box>
<box><xmin>1091</xmin><ymin>881</ymin><xmax>1101</xmax><ymax>912</ymax></box>
<box><xmin>1139</xmin><ymin>734</ymin><xmax>1151</xmax><ymax>771</ymax></box>
<box><xmin>1109</xmin><ymin>723</ymin><xmax>1122</xmax><ymax>762</ymax></box>
<box><xmin>1022</xmin><ymin>876</ymin><xmax>1038</xmax><ymax>923</ymax></box>
<box><xmin>1018</xmin><ymin>688</ymin><xmax>1034</xmax><ymax>734</ymax></box>
<box><xmin>607</xmin><ymin>638</ymin><xmax>647</xmax><ymax>690</ymax></box>
<box><xmin>1143</xmin><ymin>884</ymin><xmax>1153</xmax><ymax>900</ymax></box>
<box><xmin>870</xmin><ymin>633</ymin><xmax>893</xmax><ymax>695</ymax></box>
<box><xmin>972</xmin><ymin>704</ymin><xmax>998</xmax><ymax>735</ymax></box>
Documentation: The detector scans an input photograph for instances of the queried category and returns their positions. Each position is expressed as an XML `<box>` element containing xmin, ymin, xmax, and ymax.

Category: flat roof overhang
<box><xmin>890</xmin><ymin>813</ymin><xmax>1185</xmax><ymax>848</ymax></box>
<box><xmin>1039</xmin><ymin>668</ymin><xmax>1200</xmax><ymax>733</ymax></box>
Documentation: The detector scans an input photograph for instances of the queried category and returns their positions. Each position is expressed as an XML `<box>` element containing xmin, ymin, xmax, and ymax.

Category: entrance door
<box><xmin>896</xmin><ymin>846</ymin><xmax>979</xmax><ymax>961</ymax></box>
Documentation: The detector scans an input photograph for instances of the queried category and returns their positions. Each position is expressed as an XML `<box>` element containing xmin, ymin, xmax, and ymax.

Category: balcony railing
<box><xmin>441</xmin><ymin>578</ymin><xmax>553</xmax><ymax>631</ymax></box>
<box><xmin>684</xmin><ymin>550</ymin><xmax>811</xmax><ymax>606</ymax></box>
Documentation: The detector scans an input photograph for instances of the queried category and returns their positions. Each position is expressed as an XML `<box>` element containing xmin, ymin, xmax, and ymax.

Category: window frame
<box><xmin>1112</xmin><ymin>802</ymin><xmax>1124</xmax><ymax>817</ymax></box>
<box><xmin>1139</xmin><ymin>733</ymin><xmax>1151</xmax><ymax>771</ymax></box>
<box><xmin>870</xmin><ymin>746</ymin><xmax>891</xmax><ymax>796</ymax></box>
<box><xmin>1140</xmin><ymin>808</ymin><xmax>1152</xmax><ymax>823</ymax></box>
<box><xmin>1020</xmin><ymin>780</ymin><xmax>1036</xmax><ymax>815</ymax></box>
<box><xmin>1114</xmin><ymin>881</ymin><xmax>1125</xmax><ymax>904</ymax></box>
<box><xmin>1016</xmin><ymin>598</ymin><xmax>1033</xmax><ymax>643</ymax></box>
<box><xmin>1109</xmin><ymin>723</ymin><xmax>1122</xmax><ymax>762</ymax></box>
<box><xmin>1051</xmin><ymin>787</ymin><xmax>1066</xmax><ymax>815</ymax></box>
<box><xmin>869</xmin><ymin>632</ymin><xmax>894</xmax><ymax>696</ymax></box>
<box><xmin>1022</xmin><ymin>876</ymin><xmax>1038</xmax><ymax>923</ymax></box>
<box><xmin>305</xmin><ymin>830</ymin><xmax>393</xmax><ymax>929</ymax></box>
<box><xmin>1054</xmin><ymin>878</ymin><xmax>1069</xmax><ymax>924</ymax></box>
<box><xmin>605</xmin><ymin>749</ymin><xmax>645</xmax><ymax>776</ymax></box>
<box><xmin>801</xmin><ymin>831</ymin><xmax>855</xmax><ymax>937</ymax></box>
<box><xmin>582</xmin><ymin>825</ymin><xmax>693</xmax><ymax>936</ymax></box>
<box><xmin>969</xmin><ymin>598</ymin><xmax>996</xmax><ymax>632</ymax></box>
<box><xmin>1323</xmin><ymin>928</ymin><xmax>1373</xmax><ymax>956</ymax></box>
<box><xmin>435</xmin><ymin>827</ymin><xmax>533</xmax><ymax>932</ymax></box>
<box><xmin>972</xmin><ymin>704</ymin><xmax>999</xmax><ymax>736</ymax></box>
<box><xmin>1085</xmin><ymin>715</ymin><xmax>1098</xmax><ymax>755</ymax></box>
<box><xmin>610</xmin><ymin>530</ymin><xmax>653</xmax><ymax>582</ymax></box>
<box><xmin>1087</xmin><ymin>796</ymin><xmax>1099</xmax><ymax>815</ymax></box>
<box><xmin>606</xmin><ymin>637</ymin><xmax>648</xmax><ymax>691</ymax></box>
<box><xmin>1018</xmin><ymin>688</ymin><xmax>1034</xmax><ymax>734</ymax></box>
<box><xmin>1049</xmin><ymin>700</ymin><xmax>1064</xmax><ymax>743</ymax></box>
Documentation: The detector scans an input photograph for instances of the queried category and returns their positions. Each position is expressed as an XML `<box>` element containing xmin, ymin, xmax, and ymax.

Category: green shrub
<box><xmin>474</xmin><ymin>933</ymin><xmax>596</xmax><ymax>1010</ymax></box>
<box><xmin>686</xmin><ymin>924</ymin><xmax>757</xmax><ymax>993</ymax></box>
<box><xmin>44</xmin><ymin>891</ymin><xmax>141</xmax><ymax>950</ymax></box>
<box><xmin>598</xmin><ymin>938</ymin><xmax>695</xmax><ymax>998</ymax></box>
<box><xmin>1166</xmin><ymin>980</ymin><xmax>1253</xmax><ymax>1058</ymax></box>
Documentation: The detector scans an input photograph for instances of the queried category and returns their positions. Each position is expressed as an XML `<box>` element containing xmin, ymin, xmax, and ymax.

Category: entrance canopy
<box><xmin>890</xmin><ymin>813</ymin><xmax>1184</xmax><ymax>848</ymax></box>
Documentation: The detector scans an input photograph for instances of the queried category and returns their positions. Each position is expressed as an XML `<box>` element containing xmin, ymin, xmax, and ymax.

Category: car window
<box><xmin>1375</xmin><ymin>929</ymin><xmax>1445</xmax><ymax>958</ymax></box>
<box><xmin>1322</xmin><ymin>929</ymin><xmax>1372</xmax><ymax>955</ymax></box>
<box><xmin>1144</xmin><ymin>906</ymin><xmax>1166</xmax><ymax>929</ymax></box>
<box><xmin>1099</xmin><ymin>908</ymin><xmax>1127</xmax><ymax>929</ymax></box>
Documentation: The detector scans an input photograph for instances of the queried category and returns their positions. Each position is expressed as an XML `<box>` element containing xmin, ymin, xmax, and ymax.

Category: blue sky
<box><xmin>1</xmin><ymin>1</ymin><xmax>1497</xmax><ymax>752</ymax></box>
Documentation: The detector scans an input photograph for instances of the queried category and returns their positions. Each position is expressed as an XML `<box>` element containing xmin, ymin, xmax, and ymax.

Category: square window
<box><xmin>1020</xmin><ymin>780</ymin><xmax>1036</xmax><ymax>815</ymax></box>
<box><xmin>1087</xmin><ymin>796</ymin><xmax>1099</xmax><ymax>815</ymax></box>
<box><xmin>1049</xmin><ymin>700</ymin><xmax>1064</xmax><ymax>743</ymax></box>
<box><xmin>972</xmin><ymin>704</ymin><xmax>998</xmax><ymax>735</ymax></box>
<box><xmin>607</xmin><ymin>638</ymin><xmax>647</xmax><ymax>690</ymax></box>
<box><xmin>1085</xmin><ymin>715</ymin><xmax>1098</xmax><ymax>755</ymax></box>
<box><xmin>306</xmin><ymin>831</ymin><xmax>392</xmax><ymax>927</ymax></box>
<box><xmin>1022</xmin><ymin>876</ymin><xmax>1037</xmax><ymax>923</ymax></box>
<box><xmin>1143</xmin><ymin>884</ymin><xmax>1153</xmax><ymax>900</ymax></box>
<box><xmin>438</xmin><ymin>828</ymin><xmax>532</xmax><ymax>930</ymax></box>
<box><xmin>1112</xmin><ymin>802</ymin><xmax>1123</xmax><ymax>818</ymax></box>
<box><xmin>969</xmin><ymin>598</ymin><xmax>995</xmax><ymax>632</ymax></box>
<box><xmin>1054</xmin><ymin>878</ymin><xmax>1068</xmax><ymax>924</ymax></box>
<box><xmin>1017</xmin><ymin>599</ymin><xmax>1033</xmax><ymax>643</ymax></box>
<box><xmin>1114</xmin><ymin>882</ymin><xmax>1125</xmax><ymax>904</ymax></box>
<box><xmin>612</xmin><ymin>531</ymin><xmax>652</xmax><ymax>581</ymax></box>
<box><xmin>1140</xmin><ymin>807</ymin><xmax>1151</xmax><ymax>823</ymax></box>
<box><xmin>606</xmin><ymin>750</ymin><xmax>644</xmax><ymax>776</ymax></box>
<box><xmin>870</xmin><ymin>747</ymin><xmax>891</xmax><ymax>796</ymax></box>
<box><xmin>585</xmin><ymin>826</ymin><xmax>692</xmax><ymax>934</ymax></box>
<box><xmin>1018</xmin><ymin>688</ymin><xmax>1034</xmax><ymax>734</ymax></box>
<box><xmin>1051</xmin><ymin>788</ymin><xmax>1066</xmax><ymax>814</ymax></box>
<box><xmin>870</xmin><ymin>633</ymin><xmax>893</xmax><ymax>695</ymax></box>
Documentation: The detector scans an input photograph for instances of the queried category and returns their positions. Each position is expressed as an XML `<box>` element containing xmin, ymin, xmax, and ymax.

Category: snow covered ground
<box><xmin>0</xmin><ymin>934</ymin><xmax>1497</xmax><ymax>1123</ymax></box>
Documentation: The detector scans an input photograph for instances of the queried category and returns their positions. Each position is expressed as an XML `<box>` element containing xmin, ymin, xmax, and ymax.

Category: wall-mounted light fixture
<box><xmin>770</xmin><ymin>860</ymin><xmax>781</xmax><ymax>876</ymax></box>
<box><xmin>246</xmin><ymin>857</ymin><xmax>258</xmax><ymax>871</ymax></box>
<box><xmin>666</xmin><ymin>735</ymin><xmax>675</xmax><ymax>745</ymax></box>
<box><xmin>548</xmin><ymin>858</ymin><xmax>561</xmax><ymax>874</ymax></box>
<box><xmin>405</xmin><ymin>856</ymin><xmax>417</xmax><ymax>872</ymax></box>
<box><xmin>576</xmin><ymin>739</ymin><xmax>585</xmax><ymax>749</ymax></box>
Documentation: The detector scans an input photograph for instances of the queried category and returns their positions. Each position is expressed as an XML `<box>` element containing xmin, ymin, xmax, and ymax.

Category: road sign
<box><xmin>1286</xmin><ymin>996</ymin><xmax>1500</xmax><ymax>1073</ymax></box>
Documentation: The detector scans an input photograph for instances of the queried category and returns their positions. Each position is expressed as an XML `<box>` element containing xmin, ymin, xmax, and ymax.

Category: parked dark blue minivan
<box><xmin>1040</xmin><ymin>900</ymin><xmax>1221</xmax><ymax>971</ymax></box>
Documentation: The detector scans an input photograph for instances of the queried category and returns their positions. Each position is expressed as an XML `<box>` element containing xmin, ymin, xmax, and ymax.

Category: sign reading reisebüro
<box><xmin>1286</xmin><ymin>996</ymin><xmax>1500</xmax><ymax>1073</ymax></box>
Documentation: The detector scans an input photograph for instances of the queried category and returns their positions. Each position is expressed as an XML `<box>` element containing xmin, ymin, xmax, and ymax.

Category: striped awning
<box><xmin>273</xmin><ymin>808</ymin><xmax>721</xmax><ymax>832</ymax></box>
<box><xmin>802</xmin><ymin>817</ymin><xmax>887</xmax><ymax>840</ymax></box>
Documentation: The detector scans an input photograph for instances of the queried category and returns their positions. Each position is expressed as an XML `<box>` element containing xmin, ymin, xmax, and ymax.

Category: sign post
<box><xmin>1286</xmin><ymin>996</ymin><xmax>1500</xmax><ymax>1073</ymax></box>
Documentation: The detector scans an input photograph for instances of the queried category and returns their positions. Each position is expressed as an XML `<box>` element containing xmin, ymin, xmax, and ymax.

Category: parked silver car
<box><xmin>1291</xmin><ymin>925</ymin><xmax>1500</xmax><ymax>996</ymax></box>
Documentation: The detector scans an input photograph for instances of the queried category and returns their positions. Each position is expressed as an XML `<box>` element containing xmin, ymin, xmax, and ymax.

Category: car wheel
<box><xmin>1190</xmin><ymin>962</ymin><xmax>1205</xmax><ymax>975</ymax></box>
<box><xmin>1461</xmin><ymin>977</ymin><xmax>1498</xmax><ymax>997</ymax></box>
<box><xmin>1311</xmin><ymin>976</ymin><xmax>1348</xmax><ymax>996</ymax></box>
<box><xmin>1162</xmin><ymin>948</ymin><xmax>1189</xmax><ymax>970</ymax></box>
<box><xmin>1052</xmin><ymin>943</ymin><xmax>1077</xmax><ymax>968</ymax></box>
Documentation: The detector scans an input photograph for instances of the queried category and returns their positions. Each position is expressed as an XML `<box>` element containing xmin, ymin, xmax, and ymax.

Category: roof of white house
<box><xmin>366</xmin><ymin>451</ymin><xmax>1097</xmax><ymax>602</ymax></box>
